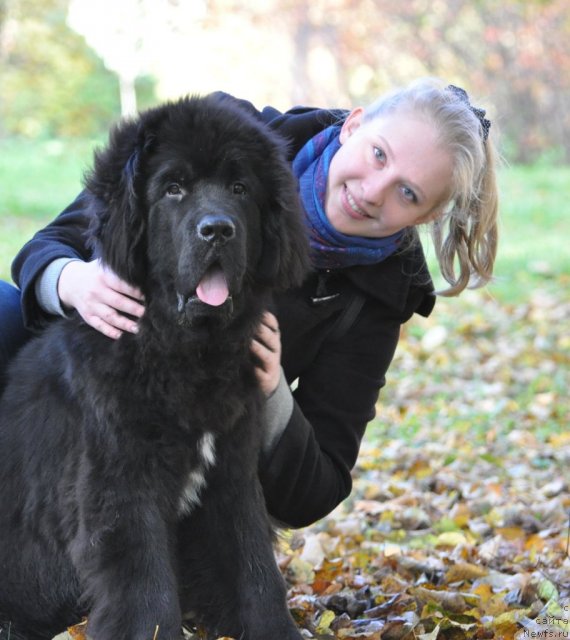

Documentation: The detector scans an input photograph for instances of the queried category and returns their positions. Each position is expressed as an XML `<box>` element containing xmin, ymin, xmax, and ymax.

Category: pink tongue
<box><xmin>196</xmin><ymin>266</ymin><xmax>229</xmax><ymax>306</ymax></box>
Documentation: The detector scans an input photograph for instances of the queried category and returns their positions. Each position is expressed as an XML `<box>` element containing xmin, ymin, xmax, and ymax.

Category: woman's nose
<box><xmin>362</xmin><ymin>173</ymin><xmax>388</xmax><ymax>206</ymax></box>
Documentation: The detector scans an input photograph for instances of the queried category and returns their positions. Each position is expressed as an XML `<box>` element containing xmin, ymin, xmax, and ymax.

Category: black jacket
<box><xmin>12</xmin><ymin>96</ymin><xmax>436</xmax><ymax>528</ymax></box>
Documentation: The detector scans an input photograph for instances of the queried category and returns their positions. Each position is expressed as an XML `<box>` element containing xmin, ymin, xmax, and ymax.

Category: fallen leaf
<box><xmin>411</xmin><ymin>586</ymin><xmax>468</xmax><ymax>613</ymax></box>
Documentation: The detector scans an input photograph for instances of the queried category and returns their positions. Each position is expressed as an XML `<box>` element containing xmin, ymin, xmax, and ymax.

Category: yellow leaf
<box><xmin>496</xmin><ymin>526</ymin><xmax>525</xmax><ymax>540</ymax></box>
<box><xmin>485</xmin><ymin>594</ymin><xmax>511</xmax><ymax>617</ymax></box>
<box><xmin>524</xmin><ymin>533</ymin><xmax>546</xmax><ymax>552</ymax></box>
<box><xmin>538</xmin><ymin>578</ymin><xmax>559</xmax><ymax>602</ymax></box>
<box><xmin>409</xmin><ymin>458</ymin><xmax>433</xmax><ymax>478</ymax></box>
<box><xmin>492</xmin><ymin>608</ymin><xmax>530</xmax><ymax>639</ymax></box>
<box><xmin>436</xmin><ymin>531</ymin><xmax>467</xmax><ymax>547</ymax></box>
<box><xmin>472</xmin><ymin>583</ymin><xmax>493</xmax><ymax>605</ymax></box>
<box><xmin>549</xmin><ymin>432</ymin><xmax>570</xmax><ymax>447</ymax></box>
<box><xmin>444</xmin><ymin>562</ymin><xmax>488</xmax><ymax>584</ymax></box>
<box><xmin>286</xmin><ymin>556</ymin><xmax>315</xmax><ymax>585</ymax></box>
<box><xmin>412</xmin><ymin>586</ymin><xmax>468</xmax><ymax>613</ymax></box>
<box><xmin>449</xmin><ymin>503</ymin><xmax>471</xmax><ymax>528</ymax></box>
<box><xmin>315</xmin><ymin>609</ymin><xmax>336</xmax><ymax>634</ymax></box>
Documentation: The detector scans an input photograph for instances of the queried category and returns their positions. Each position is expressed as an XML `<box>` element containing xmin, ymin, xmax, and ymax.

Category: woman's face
<box><xmin>325</xmin><ymin>108</ymin><xmax>454</xmax><ymax>238</ymax></box>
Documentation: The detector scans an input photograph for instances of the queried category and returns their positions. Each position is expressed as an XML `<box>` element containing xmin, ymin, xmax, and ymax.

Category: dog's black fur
<box><xmin>0</xmin><ymin>95</ymin><xmax>309</xmax><ymax>640</ymax></box>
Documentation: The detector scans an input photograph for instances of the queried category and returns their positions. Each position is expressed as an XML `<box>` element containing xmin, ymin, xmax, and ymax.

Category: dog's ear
<box><xmin>258</xmin><ymin>167</ymin><xmax>311</xmax><ymax>290</ymax></box>
<box><xmin>85</xmin><ymin>108</ymin><xmax>165</xmax><ymax>288</ymax></box>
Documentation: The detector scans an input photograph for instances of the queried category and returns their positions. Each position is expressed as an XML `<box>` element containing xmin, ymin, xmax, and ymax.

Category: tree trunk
<box><xmin>119</xmin><ymin>73</ymin><xmax>137</xmax><ymax>117</ymax></box>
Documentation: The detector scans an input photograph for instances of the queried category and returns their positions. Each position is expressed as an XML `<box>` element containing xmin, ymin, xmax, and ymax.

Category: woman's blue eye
<box><xmin>373</xmin><ymin>146</ymin><xmax>386</xmax><ymax>162</ymax></box>
<box><xmin>401</xmin><ymin>185</ymin><xmax>417</xmax><ymax>203</ymax></box>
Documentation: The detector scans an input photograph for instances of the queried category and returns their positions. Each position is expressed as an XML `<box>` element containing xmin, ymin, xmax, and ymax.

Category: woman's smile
<box><xmin>343</xmin><ymin>186</ymin><xmax>371</xmax><ymax>220</ymax></box>
<box><xmin>325</xmin><ymin>108</ymin><xmax>454</xmax><ymax>238</ymax></box>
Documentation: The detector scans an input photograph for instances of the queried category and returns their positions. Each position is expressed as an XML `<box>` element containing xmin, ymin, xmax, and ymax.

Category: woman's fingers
<box><xmin>254</xmin><ymin>316</ymin><xmax>280</xmax><ymax>353</ymax></box>
<box><xmin>251</xmin><ymin>312</ymin><xmax>282</xmax><ymax>395</ymax></box>
<box><xmin>84</xmin><ymin>302</ymin><xmax>140</xmax><ymax>339</ymax></box>
<box><xmin>101</xmin><ymin>266</ymin><xmax>145</xmax><ymax>305</ymax></box>
<box><xmin>58</xmin><ymin>259</ymin><xmax>145</xmax><ymax>338</ymax></box>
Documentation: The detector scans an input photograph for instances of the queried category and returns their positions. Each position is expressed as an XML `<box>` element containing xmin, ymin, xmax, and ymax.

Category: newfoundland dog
<box><xmin>0</xmin><ymin>95</ymin><xmax>309</xmax><ymax>640</ymax></box>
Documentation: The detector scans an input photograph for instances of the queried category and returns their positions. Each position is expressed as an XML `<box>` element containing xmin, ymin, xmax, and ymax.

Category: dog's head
<box><xmin>86</xmin><ymin>94</ymin><xmax>310</xmax><ymax>328</ymax></box>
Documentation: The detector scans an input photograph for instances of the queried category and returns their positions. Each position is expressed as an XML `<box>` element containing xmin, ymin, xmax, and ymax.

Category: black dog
<box><xmin>0</xmin><ymin>95</ymin><xmax>309</xmax><ymax>640</ymax></box>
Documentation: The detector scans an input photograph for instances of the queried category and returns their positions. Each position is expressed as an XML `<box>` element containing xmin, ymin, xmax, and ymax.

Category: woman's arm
<box><xmin>12</xmin><ymin>192</ymin><xmax>93</xmax><ymax>330</ymax></box>
<box><xmin>258</xmin><ymin>302</ymin><xmax>402</xmax><ymax>528</ymax></box>
<box><xmin>12</xmin><ymin>192</ymin><xmax>144</xmax><ymax>336</ymax></box>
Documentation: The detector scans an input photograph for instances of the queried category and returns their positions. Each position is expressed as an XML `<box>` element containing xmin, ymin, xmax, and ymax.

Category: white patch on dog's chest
<box><xmin>199</xmin><ymin>432</ymin><xmax>216</xmax><ymax>467</ymax></box>
<box><xmin>178</xmin><ymin>432</ymin><xmax>216</xmax><ymax>516</ymax></box>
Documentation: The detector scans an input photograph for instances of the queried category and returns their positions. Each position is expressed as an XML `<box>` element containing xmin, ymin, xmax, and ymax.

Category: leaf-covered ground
<box><xmin>272</xmin><ymin>285</ymin><xmax>570</xmax><ymax>640</ymax></box>
<box><xmin>62</xmin><ymin>283</ymin><xmax>569</xmax><ymax>640</ymax></box>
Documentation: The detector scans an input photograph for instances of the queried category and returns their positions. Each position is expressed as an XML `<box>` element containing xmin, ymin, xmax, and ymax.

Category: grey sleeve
<box><xmin>262</xmin><ymin>367</ymin><xmax>294</xmax><ymax>455</ymax></box>
<box><xmin>34</xmin><ymin>257</ymin><xmax>79</xmax><ymax>317</ymax></box>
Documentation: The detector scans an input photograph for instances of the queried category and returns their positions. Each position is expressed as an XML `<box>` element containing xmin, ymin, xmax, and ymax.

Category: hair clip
<box><xmin>447</xmin><ymin>84</ymin><xmax>491</xmax><ymax>141</ymax></box>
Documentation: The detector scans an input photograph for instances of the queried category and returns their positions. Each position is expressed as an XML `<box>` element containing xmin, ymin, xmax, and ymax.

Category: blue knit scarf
<box><xmin>292</xmin><ymin>125</ymin><xmax>405</xmax><ymax>269</ymax></box>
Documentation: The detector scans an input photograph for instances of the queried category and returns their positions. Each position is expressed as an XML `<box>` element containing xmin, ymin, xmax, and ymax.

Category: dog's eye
<box><xmin>166</xmin><ymin>183</ymin><xmax>183</xmax><ymax>197</ymax></box>
<box><xmin>233</xmin><ymin>182</ymin><xmax>246</xmax><ymax>195</ymax></box>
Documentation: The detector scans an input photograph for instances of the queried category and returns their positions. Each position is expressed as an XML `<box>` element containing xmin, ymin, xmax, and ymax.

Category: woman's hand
<box><xmin>251</xmin><ymin>311</ymin><xmax>282</xmax><ymax>396</ymax></box>
<box><xmin>57</xmin><ymin>259</ymin><xmax>145</xmax><ymax>339</ymax></box>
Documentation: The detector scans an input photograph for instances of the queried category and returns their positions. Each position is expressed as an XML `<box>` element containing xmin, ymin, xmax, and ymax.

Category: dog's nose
<box><xmin>197</xmin><ymin>215</ymin><xmax>236</xmax><ymax>244</ymax></box>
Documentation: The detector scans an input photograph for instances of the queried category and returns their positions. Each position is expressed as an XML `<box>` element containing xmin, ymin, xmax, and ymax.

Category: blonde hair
<box><xmin>363</xmin><ymin>78</ymin><xmax>499</xmax><ymax>296</ymax></box>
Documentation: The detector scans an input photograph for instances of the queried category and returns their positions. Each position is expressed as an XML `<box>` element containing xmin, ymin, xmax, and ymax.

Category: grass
<box><xmin>485</xmin><ymin>164</ymin><xmax>570</xmax><ymax>302</ymax></box>
<box><xmin>0</xmin><ymin>137</ymin><xmax>569</xmax><ymax>304</ymax></box>
<box><xmin>0</xmin><ymin>137</ymin><xmax>102</xmax><ymax>279</ymax></box>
